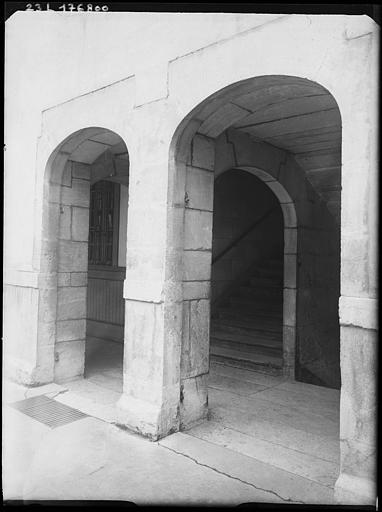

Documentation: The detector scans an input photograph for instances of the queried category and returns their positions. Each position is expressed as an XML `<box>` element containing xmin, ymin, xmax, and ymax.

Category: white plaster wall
<box><xmin>4</xmin><ymin>12</ymin><xmax>281</xmax><ymax>272</ymax></box>
<box><xmin>5</xmin><ymin>13</ymin><xmax>378</xmax><ymax>293</ymax></box>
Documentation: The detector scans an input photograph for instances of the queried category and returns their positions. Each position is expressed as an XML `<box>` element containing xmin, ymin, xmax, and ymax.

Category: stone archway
<box><xmin>37</xmin><ymin>127</ymin><xmax>129</xmax><ymax>385</ymax></box>
<box><xmin>169</xmin><ymin>74</ymin><xmax>342</xmax><ymax>430</ymax></box>
<box><xmin>211</xmin><ymin>165</ymin><xmax>297</xmax><ymax>377</ymax></box>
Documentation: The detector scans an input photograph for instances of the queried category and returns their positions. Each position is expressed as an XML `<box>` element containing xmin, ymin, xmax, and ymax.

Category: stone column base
<box><xmin>116</xmin><ymin>394</ymin><xmax>180</xmax><ymax>441</ymax></box>
<box><xmin>179</xmin><ymin>374</ymin><xmax>209</xmax><ymax>430</ymax></box>
<box><xmin>54</xmin><ymin>340</ymin><xmax>85</xmax><ymax>383</ymax></box>
<box><xmin>4</xmin><ymin>355</ymin><xmax>54</xmax><ymax>387</ymax></box>
<box><xmin>334</xmin><ymin>473</ymin><xmax>376</xmax><ymax>506</ymax></box>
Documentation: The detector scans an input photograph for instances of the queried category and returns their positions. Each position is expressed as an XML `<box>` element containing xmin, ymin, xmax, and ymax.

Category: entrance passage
<box><xmin>85</xmin><ymin>178</ymin><xmax>128</xmax><ymax>391</ymax></box>
<box><xmin>85</xmin><ymin>341</ymin><xmax>123</xmax><ymax>393</ymax></box>
<box><xmin>84</xmin><ymin>154</ymin><xmax>129</xmax><ymax>390</ymax></box>
<box><xmin>210</xmin><ymin>170</ymin><xmax>284</xmax><ymax>372</ymax></box>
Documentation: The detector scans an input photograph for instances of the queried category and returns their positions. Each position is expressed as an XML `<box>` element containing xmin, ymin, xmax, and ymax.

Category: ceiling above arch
<box><xmin>59</xmin><ymin>128</ymin><xmax>129</xmax><ymax>165</ymax></box>
<box><xmin>194</xmin><ymin>76</ymin><xmax>342</xmax><ymax>220</ymax></box>
<box><xmin>57</xmin><ymin>128</ymin><xmax>129</xmax><ymax>186</ymax></box>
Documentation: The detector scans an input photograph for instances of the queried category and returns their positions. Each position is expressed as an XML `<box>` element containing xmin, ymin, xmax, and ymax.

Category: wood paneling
<box><xmin>87</xmin><ymin>272</ymin><xmax>125</xmax><ymax>326</ymax></box>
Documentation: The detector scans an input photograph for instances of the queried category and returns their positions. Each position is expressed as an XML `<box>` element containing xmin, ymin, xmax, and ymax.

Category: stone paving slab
<box><xmin>86</xmin><ymin>371</ymin><xmax>123</xmax><ymax>392</ymax></box>
<box><xmin>276</xmin><ymin>378</ymin><xmax>341</xmax><ymax>401</ymax></box>
<box><xmin>53</xmin><ymin>382</ymin><xmax>120</xmax><ymax>424</ymax></box>
<box><xmin>186</xmin><ymin>420</ymin><xmax>339</xmax><ymax>487</ymax></box>
<box><xmin>61</xmin><ymin>378</ymin><xmax>121</xmax><ymax>406</ymax></box>
<box><xmin>249</xmin><ymin>385</ymin><xmax>339</xmax><ymax>419</ymax></box>
<box><xmin>208</xmin><ymin>386</ymin><xmax>339</xmax><ymax>438</ymax></box>
<box><xmin>208</xmin><ymin>372</ymin><xmax>269</xmax><ymax>396</ymax></box>
<box><xmin>3</xmin><ymin>381</ymin><xmax>67</xmax><ymax>404</ymax></box>
<box><xmin>3</xmin><ymin>407</ymin><xmax>51</xmax><ymax>500</ymax></box>
<box><xmin>159</xmin><ymin>432</ymin><xmax>336</xmax><ymax>505</ymax></box>
<box><xmin>208</xmin><ymin>389</ymin><xmax>339</xmax><ymax>463</ymax></box>
<box><xmin>4</xmin><ymin>412</ymin><xmax>280</xmax><ymax>505</ymax></box>
<box><xmin>3</xmin><ymin>362</ymin><xmax>341</xmax><ymax>505</ymax></box>
<box><xmin>210</xmin><ymin>361</ymin><xmax>286</xmax><ymax>386</ymax></box>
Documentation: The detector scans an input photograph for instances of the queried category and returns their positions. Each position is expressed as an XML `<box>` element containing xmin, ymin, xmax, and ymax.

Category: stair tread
<box><xmin>210</xmin><ymin>329</ymin><xmax>282</xmax><ymax>346</ymax></box>
<box><xmin>238</xmin><ymin>286</ymin><xmax>283</xmax><ymax>295</ymax></box>
<box><xmin>229</xmin><ymin>298</ymin><xmax>282</xmax><ymax>309</ymax></box>
<box><xmin>218</xmin><ymin>308</ymin><xmax>283</xmax><ymax>319</ymax></box>
<box><xmin>210</xmin><ymin>345</ymin><xmax>283</xmax><ymax>367</ymax></box>
<box><xmin>211</xmin><ymin>256</ymin><xmax>285</xmax><ymax>372</ymax></box>
<box><xmin>211</xmin><ymin>336</ymin><xmax>282</xmax><ymax>354</ymax></box>
<box><xmin>211</xmin><ymin>324</ymin><xmax>282</xmax><ymax>337</ymax></box>
<box><xmin>213</xmin><ymin>315</ymin><xmax>280</xmax><ymax>324</ymax></box>
<box><xmin>215</xmin><ymin>315</ymin><xmax>282</xmax><ymax>328</ymax></box>
<box><xmin>249</xmin><ymin>278</ymin><xmax>283</xmax><ymax>287</ymax></box>
<box><xmin>211</xmin><ymin>321</ymin><xmax>282</xmax><ymax>336</ymax></box>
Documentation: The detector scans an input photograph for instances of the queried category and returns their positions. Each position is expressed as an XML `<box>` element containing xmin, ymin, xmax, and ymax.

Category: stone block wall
<box><xmin>3</xmin><ymin>284</ymin><xmax>40</xmax><ymax>383</ymax></box>
<box><xmin>296</xmin><ymin>180</ymin><xmax>341</xmax><ymax>389</ymax></box>
<box><xmin>214</xmin><ymin>129</ymin><xmax>341</xmax><ymax>388</ymax></box>
<box><xmin>180</xmin><ymin>133</ymin><xmax>215</xmax><ymax>428</ymax></box>
<box><xmin>54</xmin><ymin>160</ymin><xmax>90</xmax><ymax>382</ymax></box>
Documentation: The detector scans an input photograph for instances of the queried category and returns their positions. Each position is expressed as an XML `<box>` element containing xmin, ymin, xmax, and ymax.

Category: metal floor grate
<box><xmin>9</xmin><ymin>395</ymin><xmax>88</xmax><ymax>428</ymax></box>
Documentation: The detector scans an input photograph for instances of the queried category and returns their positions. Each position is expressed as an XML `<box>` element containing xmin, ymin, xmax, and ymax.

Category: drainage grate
<box><xmin>9</xmin><ymin>395</ymin><xmax>88</xmax><ymax>428</ymax></box>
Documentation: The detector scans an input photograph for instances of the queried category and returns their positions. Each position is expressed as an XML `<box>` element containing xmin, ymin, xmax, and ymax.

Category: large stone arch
<box><xmin>168</xmin><ymin>74</ymin><xmax>342</xmax><ymax>429</ymax></box>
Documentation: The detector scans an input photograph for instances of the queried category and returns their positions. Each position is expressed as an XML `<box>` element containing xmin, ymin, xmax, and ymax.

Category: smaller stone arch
<box><xmin>232</xmin><ymin>165</ymin><xmax>298</xmax><ymax>377</ymax></box>
<box><xmin>36</xmin><ymin>127</ymin><xmax>130</xmax><ymax>384</ymax></box>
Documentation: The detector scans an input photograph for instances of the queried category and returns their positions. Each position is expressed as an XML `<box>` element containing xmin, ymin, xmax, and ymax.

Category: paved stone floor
<box><xmin>3</xmin><ymin>341</ymin><xmax>341</xmax><ymax>505</ymax></box>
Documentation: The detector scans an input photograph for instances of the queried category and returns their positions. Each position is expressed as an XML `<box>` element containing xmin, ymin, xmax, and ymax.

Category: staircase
<box><xmin>210</xmin><ymin>257</ymin><xmax>284</xmax><ymax>373</ymax></box>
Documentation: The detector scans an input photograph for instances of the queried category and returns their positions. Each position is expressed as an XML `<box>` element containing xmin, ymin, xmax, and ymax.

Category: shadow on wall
<box><xmin>296</xmin><ymin>180</ymin><xmax>341</xmax><ymax>389</ymax></box>
<box><xmin>211</xmin><ymin>169</ymin><xmax>284</xmax><ymax>305</ymax></box>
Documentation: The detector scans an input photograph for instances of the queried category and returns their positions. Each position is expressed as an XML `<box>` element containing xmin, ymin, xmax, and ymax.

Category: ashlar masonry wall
<box><xmin>55</xmin><ymin>160</ymin><xmax>91</xmax><ymax>382</ymax></box>
<box><xmin>180</xmin><ymin>133</ymin><xmax>215</xmax><ymax>428</ymax></box>
<box><xmin>214</xmin><ymin>128</ymin><xmax>341</xmax><ymax>387</ymax></box>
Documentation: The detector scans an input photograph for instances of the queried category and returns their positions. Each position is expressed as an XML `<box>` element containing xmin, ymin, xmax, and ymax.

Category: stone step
<box><xmin>229</xmin><ymin>297</ymin><xmax>282</xmax><ymax>312</ymax></box>
<box><xmin>210</xmin><ymin>354</ymin><xmax>284</xmax><ymax>375</ymax></box>
<box><xmin>210</xmin><ymin>344</ymin><xmax>283</xmax><ymax>369</ymax></box>
<box><xmin>249</xmin><ymin>276</ymin><xmax>283</xmax><ymax>288</ymax></box>
<box><xmin>211</xmin><ymin>320</ymin><xmax>282</xmax><ymax>339</ymax></box>
<box><xmin>251</xmin><ymin>266</ymin><xmax>283</xmax><ymax>279</ymax></box>
<box><xmin>236</xmin><ymin>286</ymin><xmax>283</xmax><ymax>300</ymax></box>
<box><xmin>267</xmin><ymin>258</ymin><xmax>284</xmax><ymax>268</ymax></box>
<box><xmin>210</xmin><ymin>336</ymin><xmax>282</xmax><ymax>357</ymax></box>
<box><xmin>158</xmin><ymin>433</ymin><xmax>336</xmax><ymax>504</ymax></box>
<box><xmin>212</xmin><ymin>320</ymin><xmax>282</xmax><ymax>336</ymax></box>
<box><xmin>210</xmin><ymin>328</ymin><xmax>282</xmax><ymax>349</ymax></box>
<box><xmin>187</xmin><ymin>421</ymin><xmax>340</xmax><ymax>489</ymax></box>
<box><xmin>215</xmin><ymin>314</ymin><xmax>283</xmax><ymax>332</ymax></box>
<box><xmin>218</xmin><ymin>307</ymin><xmax>282</xmax><ymax>321</ymax></box>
